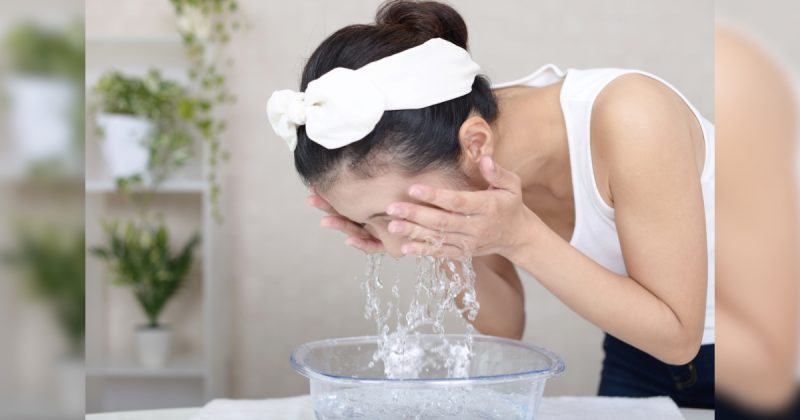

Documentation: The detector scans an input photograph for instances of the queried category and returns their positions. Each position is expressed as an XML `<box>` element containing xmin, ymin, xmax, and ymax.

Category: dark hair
<box><xmin>294</xmin><ymin>0</ymin><xmax>498</xmax><ymax>189</ymax></box>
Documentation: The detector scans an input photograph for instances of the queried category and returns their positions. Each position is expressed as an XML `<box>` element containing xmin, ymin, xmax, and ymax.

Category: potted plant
<box><xmin>91</xmin><ymin>220</ymin><xmax>200</xmax><ymax>368</ymax></box>
<box><xmin>92</xmin><ymin>69</ymin><xmax>208</xmax><ymax>189</ymax></box>
<box><xmin>2</xmin><ymin>225</ymin><xmax>86</xmax><ymax>414</ymax></box>
<box><xmin>2</xmin><ymin>20</ymin><xmax>84</xmax><ymax>174</ymax></box>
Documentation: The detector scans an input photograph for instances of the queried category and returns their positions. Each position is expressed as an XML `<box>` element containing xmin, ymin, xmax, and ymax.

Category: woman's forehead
<box><xmin>322</xmin><ymin>175</ymin><xmax>410</xmax><ymax>221</ymax></box>
<box><xmin>321</xmin><ymin>171</ymin><xmax>458</xmax><ymax>222</ymax></box>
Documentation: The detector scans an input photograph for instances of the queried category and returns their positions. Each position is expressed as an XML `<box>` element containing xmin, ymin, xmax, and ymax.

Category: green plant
<box><xmin>2</xmin><ymin>226</ymin><xmax>85</xmax><ymax>355</ymax></box>
<box><xmin>91</xmin><ymin>220</ymin><xmax>200</xmax><ymax>328</ymax></box>
<box><xmin>171</xmin><ymin>0</ymin><xmax>242</xmax><ymax>222</ymax></box>
<box><xmin>3</xmin><ymin>20</ymin><xmax>86</xmax><ymax>168</ymax></box>
<box><xmin>93</xmin><ymin>70</ymin><xmax>211</xmax><ymax>195</ymax></box>
<box><xmin>3</xmin><ymin>20</ymin><xmax>84</xmax><ymax>80</ymax></box>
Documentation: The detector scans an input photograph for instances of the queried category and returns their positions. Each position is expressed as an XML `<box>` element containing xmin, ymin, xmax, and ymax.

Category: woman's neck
<box><xmin>490</xmin><ymin>82</ymin><xmax>572</xmax><ymax>200</ymax></box>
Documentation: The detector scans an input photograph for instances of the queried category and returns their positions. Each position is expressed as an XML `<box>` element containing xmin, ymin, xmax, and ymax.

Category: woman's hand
<box><xmin>307</xmin><ymin>187</ymin><xmax>385</xmax><ymax>253</ymax></box>
<box><xmin>386</xmin><ymin>156</ymin><xmax>541</xmax><ymax>259</ymax></box>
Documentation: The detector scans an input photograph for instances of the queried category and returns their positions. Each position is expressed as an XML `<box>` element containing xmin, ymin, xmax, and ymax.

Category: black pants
<box><xmin>597</xmin><ymin>334</ymin><xmax>714</xmax><ymax>409</ymax></box>
<box><xmin>717</xmin><ymin>394</ymin><xmax>800</xmax><ymax>420</ymax></box>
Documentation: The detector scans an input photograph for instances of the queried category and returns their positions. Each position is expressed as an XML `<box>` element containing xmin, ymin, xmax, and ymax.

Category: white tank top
<box><xmin>493</xmin><ymin>65</ymin><xmax>716</xmax><ymax>345</ymax></box>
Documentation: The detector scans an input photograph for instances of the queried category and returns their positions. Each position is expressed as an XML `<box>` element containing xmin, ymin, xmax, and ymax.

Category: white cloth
<box><xmin>495</xmin><ymin>65</ymin><xmax>716</xmax><ymax>345</ymax></box>
<box><xmin>190</xmin><ymin>396</ymin><xmax>313</xmax><ymax>420</ymax></box>
<box><xmin>190</xmin><ymin>395</ymin><xmax>685</xmax><ymax>420</ymax></box>
<box><xmin>267</xmin><ymin>37</ymin><xmax>480</xmax><ymax>151</ymax></box>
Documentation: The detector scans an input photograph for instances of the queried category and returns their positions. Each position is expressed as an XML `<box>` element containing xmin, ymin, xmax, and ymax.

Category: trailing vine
<box><xmin>170</xmin><ymin>0</ymin><xmax>242</xmax><ymax>222</ymax></box>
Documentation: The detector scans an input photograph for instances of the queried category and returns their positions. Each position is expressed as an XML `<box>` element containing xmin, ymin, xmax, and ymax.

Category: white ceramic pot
<box><xmin>136</xmin><ymin>326</ymin><xmax>172</xmax><ymax>369</ymax></box>
<box><xmin>96</xmin><ymin>113</ymin><xmax>152</xmax><ymax>180</ymax></box>
<box><xmin>4</xmin><ymin>76</ymin><xmax>77</xmax><ymax>168</ymax></box>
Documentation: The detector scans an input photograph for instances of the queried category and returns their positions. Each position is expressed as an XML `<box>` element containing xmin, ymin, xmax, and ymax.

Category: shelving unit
<box><xmin>86</xmin><ymin>353</ymin><xmax>206</xmax><ymax>378</ymax></box>
<box><xmin>85</xmin><ymin>178</ymin><xmax>206</xmax><ymax>194</ymax></box>
<box><xmin>85</xmin><ymin>30</ymin><xmax>230</xmax><ymax>413</ymax></box>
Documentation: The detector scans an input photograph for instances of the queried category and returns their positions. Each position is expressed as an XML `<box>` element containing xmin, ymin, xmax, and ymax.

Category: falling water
<box><xmin>361</xmin><ymin>253</ymin><xmax>480</xmax><ymax>379</ymax></box>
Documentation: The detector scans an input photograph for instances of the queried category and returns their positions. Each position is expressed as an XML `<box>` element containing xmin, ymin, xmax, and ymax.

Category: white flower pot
<box><xmin>136</xmin><ymin>326</ymin><xmax>172</xmax><ymax>369</ymax></box>
<box><xmin>4</xmin><ymin>76</ymin><xmax>77</xmax><ymax>168</ymax></box>
<box><xmin>96</xmin><ymin>113</ymin><xmax>152</xmax><ymax>180</ymax></box>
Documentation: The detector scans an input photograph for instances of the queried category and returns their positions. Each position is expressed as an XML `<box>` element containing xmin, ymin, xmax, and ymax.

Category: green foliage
<box><xmin>93</xmin><ymin>70</ymin><xmax>211</xmax><ymax>191</ymax></box>
<box><xmin>3</xmin><ymin>20</ymin><xmax>84</xmax><ymax>80</ymax></box>
<box><xmin>171</xmin><ymin>0</ymin><xmax>242</xmax><ymax>222</ymax></box>
<box><xmin>91</xmin><ymin>221</ymin><xmax>200</xmax><ymax>328</ymax></box>
<box><xmin>93</xmin><ymin>70</ymin><xmax>207</xmax><ymax>122</ymax></box>
<box><xmin>3</xmin><ymin>226</ymin><xmax>85</xmax><ymax>355</ymax></box>
<box><xmin>3</xmin><ymin>20</ymin><xmax>86</xmax><ymax>159</ymax></box>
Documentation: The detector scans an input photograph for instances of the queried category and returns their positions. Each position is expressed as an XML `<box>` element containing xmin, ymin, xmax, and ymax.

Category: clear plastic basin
<box><xmin>291</xmin><ymin>334</ymin><xmax>565</xmax><ymax>419</ymax></box>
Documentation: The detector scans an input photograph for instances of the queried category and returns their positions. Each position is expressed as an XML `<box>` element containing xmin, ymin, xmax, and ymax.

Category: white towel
<box><xmin>191</xmin><ymin>395</ymin><xmax>685</xmax><ymax>420</ymax></box>
<box><xmin>190</xmin><ymin>396</ymin><xmax>313</xmax><ymax>420</ymax></box>
<box><xmin>538</xmin><ymin>396</ymin><xmax>684</xmax><ymax>419</ymax></box>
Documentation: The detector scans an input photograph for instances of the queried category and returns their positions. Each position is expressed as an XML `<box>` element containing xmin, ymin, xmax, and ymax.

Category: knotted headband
<box><xmin>267</xmin><ymin>38</ymin><xmax>481</xmax><ymax>151</ymax></box>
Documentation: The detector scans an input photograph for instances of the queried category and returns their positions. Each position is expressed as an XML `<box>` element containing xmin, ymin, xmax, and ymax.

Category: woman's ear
<box><xmin>458</xmin><ymin>116</ymin><xmax>495</xmax><ymax>163</ymax></box>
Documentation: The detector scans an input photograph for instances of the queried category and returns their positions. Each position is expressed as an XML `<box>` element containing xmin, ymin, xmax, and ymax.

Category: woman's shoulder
<box><xmin>563</xmin><ymin>68</ymin><xmax>672</xmax><ymax>102</ymax></box>
<box><xmin>592</xmin><ymin>72</ymin><xmax>682</xmax><ymax>126</ymax></box>
<box><xmin>589</xmin><ymin>72</ymin><xmax>705</xmax><ymax>184</ymax></box>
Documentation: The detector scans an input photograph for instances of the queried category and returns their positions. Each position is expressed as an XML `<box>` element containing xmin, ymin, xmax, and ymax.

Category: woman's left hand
<box><xmin>386</xmin><ymin>156</ymin><xmax>541</xmax><ymax>259</ymax></box>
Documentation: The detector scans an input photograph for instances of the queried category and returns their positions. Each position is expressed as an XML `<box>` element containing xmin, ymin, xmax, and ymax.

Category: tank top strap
<box><xmin>560</xmin><ymin>68</ymin><xmax>642</xmax><ymax>228</ymax></box>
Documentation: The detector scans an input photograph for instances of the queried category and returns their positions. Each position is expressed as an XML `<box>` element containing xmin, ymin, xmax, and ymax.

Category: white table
<box><xmin>87</xmin><ymin>406</ymin><xmax>715</xmax><ymax>419</ymax></box>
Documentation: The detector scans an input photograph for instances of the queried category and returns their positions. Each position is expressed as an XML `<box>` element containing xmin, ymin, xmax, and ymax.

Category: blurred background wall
<box><xmin>83</xmin><ymin>0</ymin><xmax>713</xmax><ymax>408</ymax></box>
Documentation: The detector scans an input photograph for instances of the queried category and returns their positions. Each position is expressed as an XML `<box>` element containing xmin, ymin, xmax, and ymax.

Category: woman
<box><xmin>268</xmin><ymin>0</ymin><xmax>714</xmax><ymax>408</ymax></box>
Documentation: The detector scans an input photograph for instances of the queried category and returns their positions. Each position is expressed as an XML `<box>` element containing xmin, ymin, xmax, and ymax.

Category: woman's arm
<box><xmin>390</xmin><ymin>75</ymin><xmax>709</xmax><ymax>364</ymax></box>
<box><xmin>509</xmin><ymin>75</ymin><xmax>709</xmax><ymax>364</ymax></box>
<box><xmin>471</xmin><ymin>254</ymin><xmax>525</xmax><ymax>339</ymax></box>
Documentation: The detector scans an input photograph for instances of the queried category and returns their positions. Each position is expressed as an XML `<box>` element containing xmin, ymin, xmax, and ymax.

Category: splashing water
<box><xmin>361</xmin><ymin>253</ymin><xmax>480</xmax><ymax>379</ymax></box>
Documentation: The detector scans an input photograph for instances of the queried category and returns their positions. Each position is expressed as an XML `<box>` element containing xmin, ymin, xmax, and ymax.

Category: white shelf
<box><xmin>86</xmin><ymin>178</ymin><xmax>205</xmax><ymax>193</ymax></box>
<box><xmin>86</xmin><ymin>34</ymin><xmax>184</xmax><ymax>46</ymax></box>
<box><xmin>85</xmin><ymin>68</ymin><xmax>191</xmax><ymax>87</ymax></box>
<box><xmin>87</xmin><ymin>353</ymin><xmax>206</xmax><ymax>378</ymax></box>
<box><xmin>85</xmin><ymin>17</ymin><xmax>231</xmax><ymax>411</ymax></box>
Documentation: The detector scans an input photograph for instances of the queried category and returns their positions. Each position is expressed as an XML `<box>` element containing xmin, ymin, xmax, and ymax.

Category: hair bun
<box><xmin>375</xmin><ymin>0</ymin><xmax>468</xmax><ymax>49</ymax></box>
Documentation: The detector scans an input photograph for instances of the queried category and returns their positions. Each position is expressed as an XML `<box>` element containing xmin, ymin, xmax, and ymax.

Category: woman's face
<box><xmin>319</xmin><ymin>167</ymin><xmax>473</xmax><ymax>258</ymax></box>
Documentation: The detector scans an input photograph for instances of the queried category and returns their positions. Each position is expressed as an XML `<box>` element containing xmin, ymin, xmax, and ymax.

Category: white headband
<box><xmin>266</xmin><ymin>38</ymin><xmax>481</xmax><ymax>151</ymax></box>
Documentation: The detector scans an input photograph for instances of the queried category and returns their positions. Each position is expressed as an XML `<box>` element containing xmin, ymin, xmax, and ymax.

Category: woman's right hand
<box><xmin>307</xmin><ymin>187</ymin><xmax>385</xmax><ymax>253</ymax></box>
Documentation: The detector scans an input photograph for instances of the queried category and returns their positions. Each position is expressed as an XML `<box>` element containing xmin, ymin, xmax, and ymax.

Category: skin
<box><xmin>309</xmin><ymin>71</ymin><xmax>708</xmax><ymax>365</ymax></box>
<box><xmin>715</xmin><ymin>26</ymin><xmax>798</xmax><ymax>411</ymax></box>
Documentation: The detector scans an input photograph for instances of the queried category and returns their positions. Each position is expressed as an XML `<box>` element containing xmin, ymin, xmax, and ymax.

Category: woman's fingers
<box><xmin>400</xmin><ymin>240</ymin><xmax>469</xmax><ymax>258</ymax></box>
<box><xmin>388</xmin><ymin>219</ymin><xmax>472</xmax><ymax>248</ymax></box>
<box><xmin>323</xmin><ymin>217</ymin><xmax>385</xmax><ymax>253</ymax></box>
<box><xmin>321</xmin><ymin>215</ymin><xmax>372</xmax><ymax>239</ymax></box>
<box><xmin>307</xmin><ymin>194</ymin><xmax>337</xmax><ymax>214</ymax></box>
<box><xmin>386</xmin><ymin>202</ymin><xmax>471</xmax><ymax>233</ymax></box>
<box><xmin>406</xmin><ymin>184</ymin><xmax>485</xmax><ymax>214</ymax></box>
<box><xmin>346</xmin><ymin>236</ymin><xmax>384</xmax><ymax>253</ymax></box>
<box><xmin>479</xmin><ymin>156</ymin><xmax>521</xmax><ymax>192</ymax></box>
<box><xmin>306</xmin><ymin>187</ymin><xmax>385</xmax><ymax>253</ymax></box>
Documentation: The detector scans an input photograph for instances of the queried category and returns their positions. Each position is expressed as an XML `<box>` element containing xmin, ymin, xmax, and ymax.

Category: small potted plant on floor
<box><xmin>91</xmin><ymin>219</ymin><xmax>200</xmax><ymax>368</ymax></box>
<box><xmin>92</xmin><ymin>69</ymin><xmax>206</xmax><ymax>189</ymax></box>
